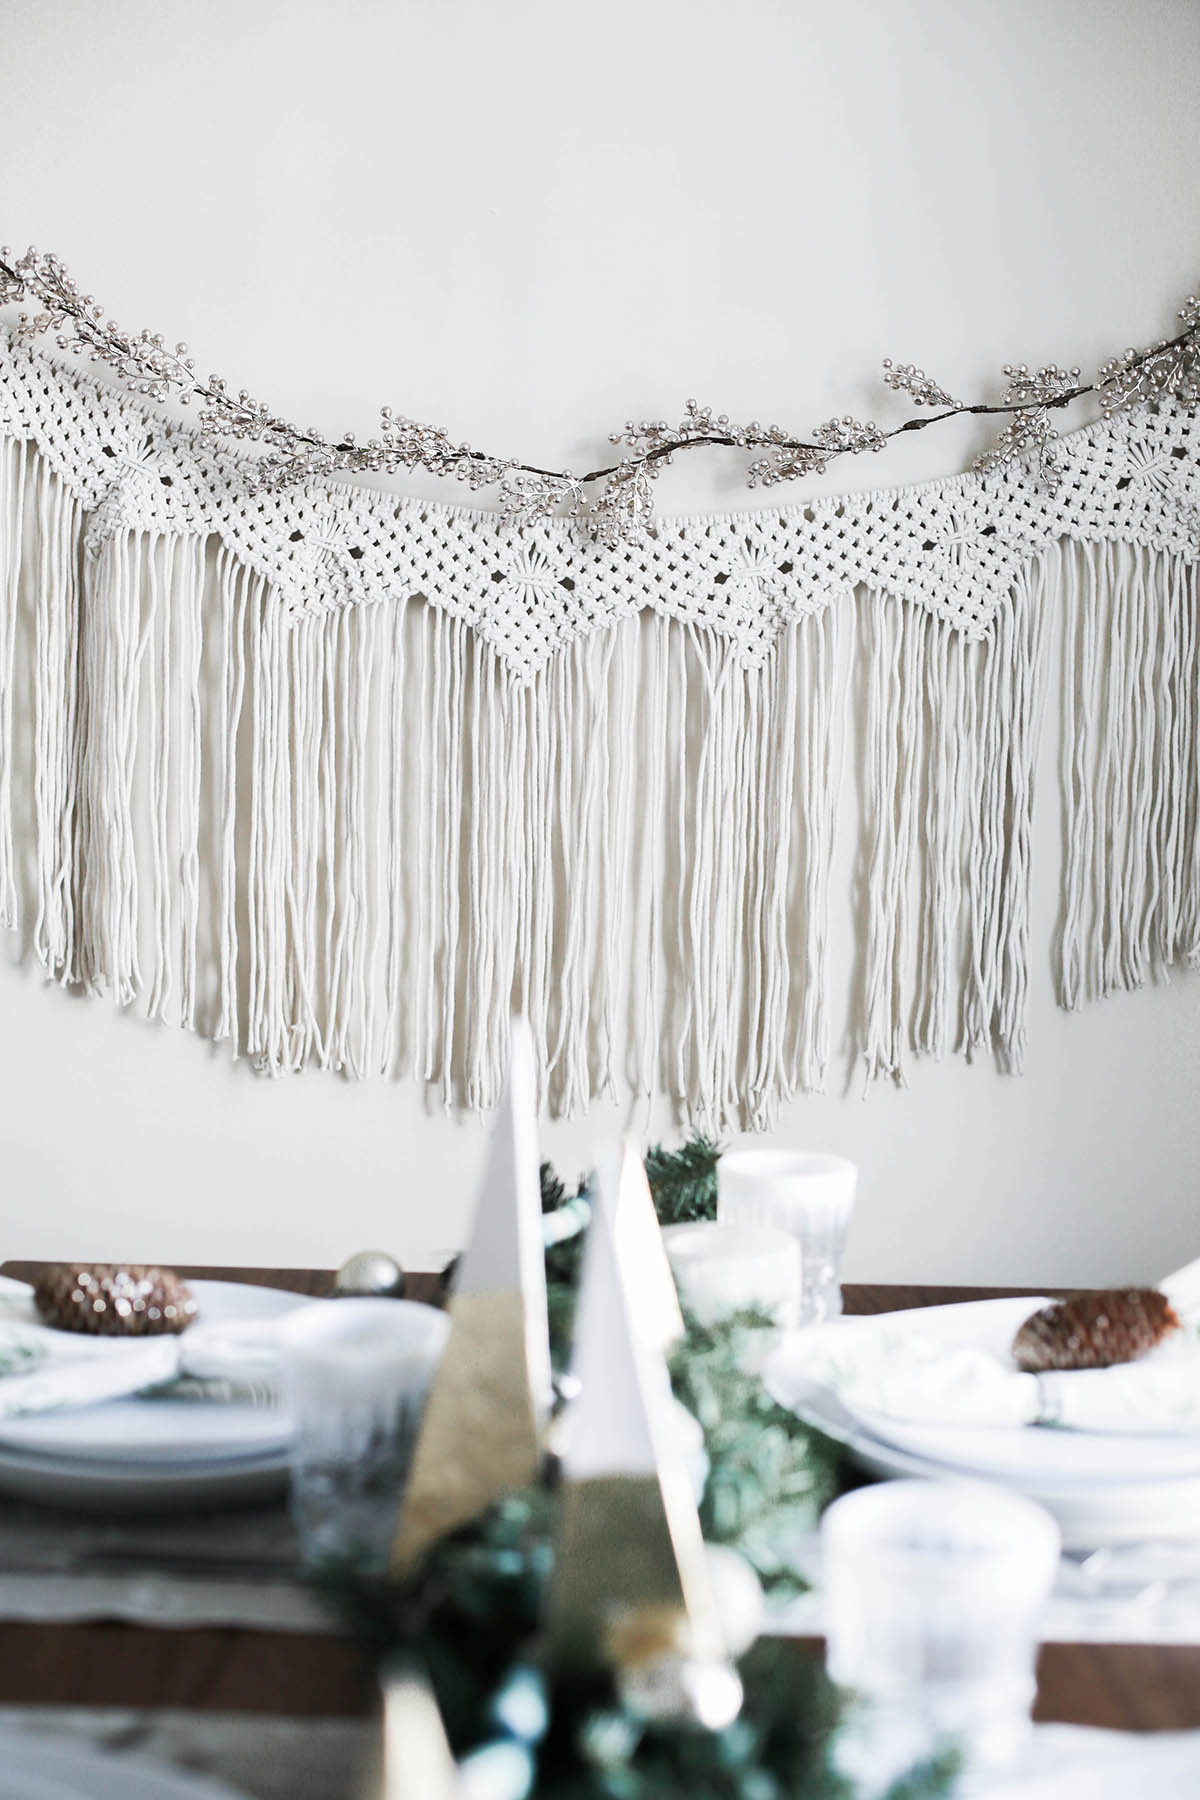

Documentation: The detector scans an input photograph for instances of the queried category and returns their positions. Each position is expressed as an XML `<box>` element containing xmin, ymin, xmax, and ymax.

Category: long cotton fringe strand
<box><xmin>1059</xmin><ymin>539</ymin><xmax>1200</xmax><ymax>1008</ymax></box>
<box><xmin>0</xmin><ymin>436</ymin><xmax>1198</xmax><ymax>1124</ymax></box>
<box><xmin>856</xmin><ymin>571</ymin><xmax>1047</xmax><ymax>1090</ymax></box>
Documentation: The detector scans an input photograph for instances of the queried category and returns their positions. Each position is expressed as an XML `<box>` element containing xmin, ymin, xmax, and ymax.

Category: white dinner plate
<box><xmin>770</xmin><ymin>1299</ymin><xmax>1200</xmax><ymax>1488</ymax></box>
<box><xmin>990</xmin><ymin>1726</ymin><xmax>1200</xmax><ymax>1797</ymax></box>
<box><xmin>766</xmin><ymin>1300</ymin><xmax>1200</xmax><ymax>1550</ymax></box>
<box><xmin>0</xmin><ymin>1441</ymin><xmax>290</xmax><ymax>1512</ymax></box>
<box><xmin>803</xmin><ymin>1410</ymin><xmax>1200</xmax><ymax>1549</ymax></box>
<box><xmin>0</xmin><ymin>1279</ymin><xmax>312</xmax><ymax>1511</ymax></box>
<box><xmin>0</xmin><ymin>1728</ymin><xmax>251</xmax><ymax>1799</ymax></box>
<box><xmin>0</xmin><ymin>1280</ymin><xmax>305</xmax><ymax>1463</ymax></box>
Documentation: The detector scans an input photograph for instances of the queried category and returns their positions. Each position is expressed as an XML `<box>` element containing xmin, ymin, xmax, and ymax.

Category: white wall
<box><xmin>1</xmin><ymin>0</ymin><xmax>1199</xmax><ymax>1283</ymax></box>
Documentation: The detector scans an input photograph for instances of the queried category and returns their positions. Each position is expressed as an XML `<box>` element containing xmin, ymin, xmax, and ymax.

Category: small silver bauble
<box><xmin>617</xmin><ymin>1654</ymin><xmax>744</xmax><ymax>1731</ymax></box>
<box><xmin>334</xmin><ymin>1249</ymin><xmax>407</xmax><ymax>1299</ymax></box>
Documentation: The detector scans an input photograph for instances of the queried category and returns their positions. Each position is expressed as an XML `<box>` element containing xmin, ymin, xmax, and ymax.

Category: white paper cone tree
<box><xmin>379</xmin><ymin>1664</ymin><xmax>460</xmax><ymax>1800</ymax></box>
<box><xmin>546</xmin><ymin>1142</ymin><xmax>726</xmax><ymax>1675</ymax></box>
<box><xmin>392</xmin><ymin>1018</ymin><xmax>552</xmax><ymax>1571</ymax></box>
<box><xmin>599</xmin><ymin>1135</ymin><xmax>685</xmax><ymax>1352</ymax></box>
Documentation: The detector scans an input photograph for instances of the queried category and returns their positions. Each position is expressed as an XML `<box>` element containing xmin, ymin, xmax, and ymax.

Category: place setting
<box><xmin>763</xmin><ymin>1245</ymin><xmax>1200</xmax><ymax>1555</ymax></box>
<box><xmin>0</xmin><ymin>1269</ymin><xmax>307</xmax><ymax>1511</ymax></box>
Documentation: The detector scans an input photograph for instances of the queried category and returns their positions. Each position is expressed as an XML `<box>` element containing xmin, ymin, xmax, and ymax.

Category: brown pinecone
<box><xmin>1012</xmin><ymin>1288</ymin><xmax>1180</xmax><ymax>1373</ymax></box>
<box><xmin>33</xmin><ymin>1265</ymin><xmax>198</xmax><ymax>1337</ymax></box>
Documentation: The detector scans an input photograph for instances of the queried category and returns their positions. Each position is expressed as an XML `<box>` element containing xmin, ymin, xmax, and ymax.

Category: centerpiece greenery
<box><xmin>322</xmin><ymin>1141</ymin><xmax>956</xmax><ymax>1799</ymax></box>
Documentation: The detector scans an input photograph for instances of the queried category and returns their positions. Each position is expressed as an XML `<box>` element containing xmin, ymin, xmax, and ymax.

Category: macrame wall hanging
<box><xmin>0</xmin><ymin>260</ymin><xmax>1198</xmax><ymax>1127</ymax></box>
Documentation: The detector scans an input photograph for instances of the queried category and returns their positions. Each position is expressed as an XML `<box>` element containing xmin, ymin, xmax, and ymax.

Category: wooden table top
<box><xmin>1</xmin><ymin>1264</ymin><xmax>1197</xmax><ymax>1735</ymax></box>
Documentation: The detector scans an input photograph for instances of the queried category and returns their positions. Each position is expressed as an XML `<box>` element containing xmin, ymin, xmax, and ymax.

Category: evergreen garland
<box><xmin>670</xmin><ymin>1312</ymin><xmax>838</xmax><ymax>1596</ymax></box>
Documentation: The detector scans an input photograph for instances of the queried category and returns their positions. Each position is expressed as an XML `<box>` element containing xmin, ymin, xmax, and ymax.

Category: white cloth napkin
<box><xmin>0</xmin><ymin>1278</ymin><xmax>322</xmax><ymax>1419</ymax></box>
<box><xmin>771</xmin><ymin>1314</ymin><xmax>1200</xmax><ymax>1437</ymax></box>
<box><xmin>180</xmin><ymin>1314</ymin><xmax>308</xmax><ymax>1385</ymax></box>
<box><xmin>0</xmin><ymin>1279</ymin><xmax>182</xmax><ymax>1418</ymax></box>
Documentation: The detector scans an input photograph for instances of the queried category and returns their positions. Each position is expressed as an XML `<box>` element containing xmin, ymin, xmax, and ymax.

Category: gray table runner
<box><xmin>0</xmin><ymin>1496</ymin><xmax>336</xmax><ymax>1633</ymax></box>
<box><xmin>5</xmin><ymin>1495</ymin><xmax>1200</xmax><ymax>1645</ymax></box>
<box><xmin>0</xmin><ymin>1708</ymin><xmax>376</xmax><ymax>1800</ymax></box>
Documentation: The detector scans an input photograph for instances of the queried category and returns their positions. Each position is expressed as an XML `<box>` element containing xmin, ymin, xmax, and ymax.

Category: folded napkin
<box><xmin>769</xmin><ymin>1314</ymin><xmax>1200</xmax><ymax>1437</ymax></box>
<box><xmin>0</xmin><ymin>1281</ymin><xmax>182</xmax><ymax>1419</ymax></box>
<box><xmin>180</xmin><ymin>1314</ymin><xmax>307</xmax><ymax>1385</ymax></box>
<box><xmin>0</xmin><ymin>1279</ymin><xmax>327</xmax><ymax>1420</ymax></box>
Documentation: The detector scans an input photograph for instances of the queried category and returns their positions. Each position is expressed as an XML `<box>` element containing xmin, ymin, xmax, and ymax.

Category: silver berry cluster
<box><xmin>1</xmin><ymin>244</ymin><xmax>1197</xmax><ymax>539</ymax></box>
<box><xmin>880</xmin><ymin>360</ymin><xmax>960</xmax><ymax>408</ymax></box>
<box><xmin>1097</xmin><ymin>296</ymin><xmax>1200</xmax><ymax>418</ymax></box>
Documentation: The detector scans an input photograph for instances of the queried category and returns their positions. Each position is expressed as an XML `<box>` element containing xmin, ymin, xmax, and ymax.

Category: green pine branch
<box><xmin>644</xmin><ymin>1135</ymin><xmax>722</xmax><ymax>1224</ymax></box>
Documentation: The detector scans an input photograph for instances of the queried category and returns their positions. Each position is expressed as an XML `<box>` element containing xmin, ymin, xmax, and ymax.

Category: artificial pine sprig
<box><xmin>644</xmin><ymin>1135</ymin><xmax>722</xmax><ymax>1224</ymax></box>
<box><xmin>539</xmin><ymin>1160</ymin><xmax>571</xmax><ymax>1215</ymax></box>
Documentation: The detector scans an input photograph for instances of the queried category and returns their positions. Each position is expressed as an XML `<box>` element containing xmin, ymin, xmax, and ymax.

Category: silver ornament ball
<box><xmin>334</xmin><ymin>1249</ymin><xmax>407</xmax><ymax>1299</ymax></box>
<box><xmin>618</xmin><ymin>1654</ymin><xmax>744</xmax><ymax>1732</ymax></box>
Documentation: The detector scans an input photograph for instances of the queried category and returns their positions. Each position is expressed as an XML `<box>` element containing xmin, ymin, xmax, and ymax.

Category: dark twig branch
<box><xmin>1</xmin><ymin>245</ymin><xmax>1196</xmax><ymax>539</ymax></box>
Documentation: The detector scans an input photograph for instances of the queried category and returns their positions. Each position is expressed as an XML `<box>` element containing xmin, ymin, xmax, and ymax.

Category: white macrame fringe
<box><xmin>1059</xmin><ymin>539</ymin><xmax>1200</xmax><ymax>1007</ymax></box>
<box><xmin>0</xmin><ymin>440</ymin><xmax>846</xmax><ymax>1124</ymax></box>
<box><xmin>856</xmin><ymin>564</ymin><xmax>1047</xmax><ymax>1087</ymax></box>
<box><xmin>0</xmin><ymin>436</ymin><xmax>1197</xmax><ymax>1125</ymax></box>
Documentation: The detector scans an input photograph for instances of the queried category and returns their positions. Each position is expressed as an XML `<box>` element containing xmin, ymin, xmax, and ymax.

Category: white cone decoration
<box><xmin>380</xmin><ymin>1664</ymin><xmax>460</xmax><ymax>1800</ymax></box>
<box><xmin>599</xmin><ymin>1135</ymin><xmax>685</xmax><ymax>1352</ymax></box>
<box><xmin>392</xmin><ymin>1018</ymin><xmax>552</xmax><ymax>1570</ymax></box>
<box><xmin>547</xmin><ymin>1146</ymin><xmax>726</xmax><ymax>1676</ymax></box>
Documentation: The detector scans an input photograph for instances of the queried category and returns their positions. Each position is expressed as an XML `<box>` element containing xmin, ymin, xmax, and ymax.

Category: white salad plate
<box><xmin>988</xmin><ymin>1726</ymin><xmax>1200</xmax><ymax>1797</ymax></box>
<box><xmin>0</xmin><ymin>1280</ymin><xmax>309</xmax><ymax>1511</ymax></box>
<box><xmin>766</xmin><ymin>1299</ymin><xmax>1200</xmax><ymax>1551</ymax></box>
<box><xmin>0</xmin><ymin>1728</ymin><xmax>250</xmax><ymax>1799</ymax></box>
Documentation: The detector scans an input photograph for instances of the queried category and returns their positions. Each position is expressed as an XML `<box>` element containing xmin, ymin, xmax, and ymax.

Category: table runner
<box><xmin>0</xmin><ymin>1708</ymin><xmax>374</xmax><ymax>1800</ymax></box>
<box><xmin>3</xmin><ymin>1493</ymin><xmax>1199</xmax><ymax>1646</ymax></box>
<box><xmin>0</xmin><ymin>1497</ymin><xmax>332</xmax><ymax>1635</ymax></box>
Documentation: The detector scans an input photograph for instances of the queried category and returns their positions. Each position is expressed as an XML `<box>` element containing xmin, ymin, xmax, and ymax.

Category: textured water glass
<box><xmin>717</xmin><ymin>1150</ymin><xmax>856</xmax><ymax>1325</ymax></box>
<box><xmin>280</xmin><ymin>1298</ymin><xmax>449</xmax><ymax>1572</ymax></box>
<box><xmin>662</xmin><ymin>1221</ymin><xmax>800</xmax><ymax>1328</ymax></box>
<box><xmin>822</xmin><ymin>1480</ymin><xmax>1060</xmax><ymax>1788</ymax></box>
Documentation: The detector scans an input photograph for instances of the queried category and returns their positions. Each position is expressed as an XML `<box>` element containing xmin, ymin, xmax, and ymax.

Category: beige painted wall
<box><xmin>1</xmin><ymin>0</ymin><xmax>1198</xmax><ymax>1282</ymax></box>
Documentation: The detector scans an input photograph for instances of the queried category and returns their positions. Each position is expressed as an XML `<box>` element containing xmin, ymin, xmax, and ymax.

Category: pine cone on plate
<box><xmin>32</xmin><ymin>1265</ymin><xmax>198</xmax><ymax>1337</ymax></box>
<box><xmin>1012</xmin><ymin>1288</ymin><xmax>1180</xmax><ymax>1373</ymax></box>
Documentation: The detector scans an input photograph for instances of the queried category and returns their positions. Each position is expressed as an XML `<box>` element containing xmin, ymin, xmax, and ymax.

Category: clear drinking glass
<box><xmin>280</xmin><ymin>1298</ymin><xmax>449</xmax><ymax>1571</ymax></box>
<box><xmin>717</xmin><ymin>1150</ymin><xmax>856</xmax><ymax>1325</ymax></box>
<box><xmin>662</xmin><ymin>1221</ymin><xmax>800</xmax><ymax>1329</ymax></box>
<box><xmin>821</xmin><ymin>1479</ymin><xmax>1060</xmax><ymax>1789</ymax></box>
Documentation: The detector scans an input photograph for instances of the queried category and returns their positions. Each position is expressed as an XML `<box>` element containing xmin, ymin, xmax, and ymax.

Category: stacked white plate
<box><xmin>767</xmin><ymin>1296</ymin><xmax>1200</xmax><ymax>1551</ymax></box>
<box><xmin>0</xmin><ymin>1280</ymin><xmax>306</xmax><ymax>1512</ymax></box>
<box><xmin>989</xmin><ymin>1726</ymin><xmax>1200</xmax><ymax>1797</ymax></box>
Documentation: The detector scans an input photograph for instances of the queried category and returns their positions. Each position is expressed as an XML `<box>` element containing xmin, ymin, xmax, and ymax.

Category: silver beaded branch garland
<box><xmin>1</xmin><ymin>245</ymin><xmax>1198</xmax><ymax>540</ymax></box>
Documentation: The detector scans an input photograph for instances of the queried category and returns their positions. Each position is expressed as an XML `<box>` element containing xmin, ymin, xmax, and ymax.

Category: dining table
<box><xmin>0</xmin><ymin>1261</ymin><xmax>1197</xmax><ymax>1779</ymax></box>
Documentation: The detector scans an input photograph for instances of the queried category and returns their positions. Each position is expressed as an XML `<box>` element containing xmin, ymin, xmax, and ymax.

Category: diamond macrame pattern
<box><xmin>1</xmin><ymin>328</ymin><xmax>1197</xmax><ymax>681</ymax></box>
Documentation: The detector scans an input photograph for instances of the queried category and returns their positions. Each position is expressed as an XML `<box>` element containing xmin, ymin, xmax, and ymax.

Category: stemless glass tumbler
<box><xmin>821</xmin><ymin>1478</ymin><xmax>1060</xmax><ymax>1787</ymax></box>
<box><xmin>280</xmin><ymin>1297</ymin><xmax>449</xmax><ymax>1571</ymax></box>
<box><xmin>662</xmin><ymin>1221</ymin><xmax>801</xmax><ymax>1328</ymax></box>
<box><xmin>717</xmin><ymin>1150</ymin><xmax>857</xmax><ymax>1326</ymax></box>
